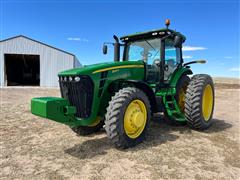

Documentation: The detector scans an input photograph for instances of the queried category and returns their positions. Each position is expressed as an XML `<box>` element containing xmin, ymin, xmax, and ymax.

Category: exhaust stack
<box><xmin>113</xmin><ymin>35</ymin><xmax>120</xmax><ymax>62</ymax></box>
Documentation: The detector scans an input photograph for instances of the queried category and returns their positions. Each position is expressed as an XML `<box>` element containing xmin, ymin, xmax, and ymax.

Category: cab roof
<box><xmin>120</xmin><ymin>28</ymin><xmax>186</xmax><ymax>42</ymax></box>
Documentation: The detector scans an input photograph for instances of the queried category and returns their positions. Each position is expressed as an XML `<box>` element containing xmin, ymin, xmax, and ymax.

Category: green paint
<box><xmin>57</xmin><ymin>60</ymin><xmax>145</xmax><ymax>127</ymax></box>
<box><xmin>155</xmin><ymin>67</ymin><xmax>193</xmax><ymax>122</ymax></box>
<box><xmin>169</xmin><ymin>67</ymin><xmax>193</xmax><ymax>87</ymax></box>
<box><xmin>31</xmin><ymin>27</ymin><xmax>196</xmax><ymax>127</ymax></box>
<box><xmin>31</xmin><ymin>65</ymin><xmax>192</xmax><ymax>126</ymax></box>
<box><xmin>31</xmin><ymin>97</ymin><xmax>77</xmax><ymax>126</ymax></box>
<box><xmin>58</xmin><ymin>60</ymin><xmax>144</xmax><ymax>76</ymax></box>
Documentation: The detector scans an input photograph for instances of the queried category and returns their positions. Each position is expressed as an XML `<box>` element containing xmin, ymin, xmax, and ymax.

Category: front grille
<box><xmin>59</xmin><ymin>75</ymin><xmax>94</xmax><ymax>118</ymax></box>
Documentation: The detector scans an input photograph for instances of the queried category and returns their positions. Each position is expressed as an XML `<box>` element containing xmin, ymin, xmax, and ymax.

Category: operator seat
<box><xmin>146</xmin><ymin>59</ymin><xmax>160</xmax><ymax>83</ymax></box>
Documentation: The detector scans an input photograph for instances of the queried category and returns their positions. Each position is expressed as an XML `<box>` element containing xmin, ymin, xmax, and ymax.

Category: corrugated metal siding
<box><xmin>0</xmin><ymin>44</ymin><xmax>4</xmax><ymax>86</ymax></box>
<box><xmin>0</xmin><ymin>36</ymin><xmax>75</xmax><ymax>87</ymax></box>
<box><xmin>74</xmin><ymin>56</ymin><xmax>82</xmax><ymax>68</ymax></box>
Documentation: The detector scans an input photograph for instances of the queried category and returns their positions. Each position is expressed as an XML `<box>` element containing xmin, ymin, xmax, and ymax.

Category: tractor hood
<box><xmin>58</xmin><ymin>60</ymin><xmax>145</xmax><ymax>76</ymax></box>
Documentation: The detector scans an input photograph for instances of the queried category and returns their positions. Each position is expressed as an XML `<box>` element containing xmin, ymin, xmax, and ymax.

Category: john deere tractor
<box><xmin>31</xmin><ymin>20</ymin><xmax>214</xmax><ymax>148</ymax></box>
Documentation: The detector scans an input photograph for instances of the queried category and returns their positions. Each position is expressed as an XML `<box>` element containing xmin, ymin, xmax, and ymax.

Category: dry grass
<box><xmin>213</xmin><ymin>77</ymin><xmax>240</xmax><ymax>89</ymax></box>
<box><xmin>0</xmin><ymin>80</ymin><xmax>240</xmax><ymax>179</ymax></box>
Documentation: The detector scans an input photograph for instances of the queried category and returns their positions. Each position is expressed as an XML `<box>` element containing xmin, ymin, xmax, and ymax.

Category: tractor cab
<box><xmin>103</xmin><ymin>20</ymin><xmax>186</xmax><ymax>84</ymax></box>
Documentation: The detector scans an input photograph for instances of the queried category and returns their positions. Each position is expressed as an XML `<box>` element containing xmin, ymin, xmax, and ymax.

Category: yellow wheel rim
<box><xmin>178</xmin><ymin>88</ymin><xmax>186</xmax><ymax>112</ymax></box>
<box><xmin>88</xmin><ymin>116</ymin><xmax>101</xmax><ymax>127</ymax></box>
<box><xmin>124</xmin><ymin>100</ymin><xmax>147</xmax><ymax>139</ymax></box>
<box><xmin>202</xmin><ymin>84</ymin><xmax>213</xmax><ymax>121</ymax></box>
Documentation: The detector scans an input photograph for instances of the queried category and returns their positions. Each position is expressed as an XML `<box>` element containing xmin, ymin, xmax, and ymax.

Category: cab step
<box><xmin>156</xmin><ymin>88</ymin><xmax>186</xmax><ymax>122</ymax></box>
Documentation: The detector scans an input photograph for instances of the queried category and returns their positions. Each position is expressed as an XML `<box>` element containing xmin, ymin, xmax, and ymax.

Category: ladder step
<box><xmin>175</xmin><ymin>117</ymin><xmax>185</xmax><ymax>122</ymax></box>
<box><xmin>166</xmin><ymin>101</ymin><xmax>174</xmax><ymax>104</ymax></box>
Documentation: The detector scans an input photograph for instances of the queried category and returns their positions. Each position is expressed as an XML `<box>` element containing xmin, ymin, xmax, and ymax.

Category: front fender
<box><xmin>117</xmin><ymin>80</ymin><xmax>157</xmax><ymax>113</ymax></box>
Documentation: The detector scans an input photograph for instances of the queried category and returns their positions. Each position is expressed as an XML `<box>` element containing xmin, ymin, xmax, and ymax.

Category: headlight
<box><xmin>74</xmin><ymin>76</ymin><xmax>80</xmax><ymax>82</ymax></box>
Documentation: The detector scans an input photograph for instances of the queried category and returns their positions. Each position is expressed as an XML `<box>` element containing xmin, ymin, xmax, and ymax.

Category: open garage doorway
<box><xmin>4</xmin><ymin>54</ymin><xmax>40</xmax><ymax>86</ymax></box>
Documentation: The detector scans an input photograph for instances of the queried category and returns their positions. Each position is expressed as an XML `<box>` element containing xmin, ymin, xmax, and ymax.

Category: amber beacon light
<box><xmin>165</xmin><ymin>19</ymin><xmax>170</xmax><ymax>28</ymax></box>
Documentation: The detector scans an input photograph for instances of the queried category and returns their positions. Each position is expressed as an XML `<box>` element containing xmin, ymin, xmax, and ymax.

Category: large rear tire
<box><xmin>105</xmin><ymin>87</ymin><xmax>151</xmax><ymax>149</ymax></box>
<box><xmin>185</xmin><ymin>74</ymin><xmax>215</xmax><ymax>130</ymax></box>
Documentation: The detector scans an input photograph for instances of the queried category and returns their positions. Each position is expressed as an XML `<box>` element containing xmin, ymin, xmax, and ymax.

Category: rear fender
<box><xmin>169</xmin><ymin>68</ymin><xmax>193</xmax><ymax>87</ymax></box>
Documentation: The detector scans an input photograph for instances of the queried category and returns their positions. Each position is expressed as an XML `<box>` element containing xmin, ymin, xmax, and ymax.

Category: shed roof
<box><xmin>0</xmin><ymin>35</ymin><xmax>75</xmax><ymax>57</ymax></box>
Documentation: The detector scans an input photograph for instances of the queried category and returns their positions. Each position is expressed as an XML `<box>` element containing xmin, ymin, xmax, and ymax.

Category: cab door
<box><xmin>164</xmin><ymin>39</ymin><xmax>182</xmax><ymax>82</ymax></box>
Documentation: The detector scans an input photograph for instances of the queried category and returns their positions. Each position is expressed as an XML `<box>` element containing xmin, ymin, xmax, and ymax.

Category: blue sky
<box><xmin>0</xmin><ymin>0</ymin><xmax>239</xmax><ymax>77</ymax></box>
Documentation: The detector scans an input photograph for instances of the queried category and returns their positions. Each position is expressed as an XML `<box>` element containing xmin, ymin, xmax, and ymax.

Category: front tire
<box><xmin>185</xmin><ymin>74</ymin><xmax>215</xmax><ymax>130</ymax></box>
<box><xmin>71</xmin><ymin>117</ymin><xmax>104</xmax><ymax>136</ymax></box>
<box><xmin>105</xmin><ymin>87</ymin><xmax>151</xmax><ymax>149</ymax></box>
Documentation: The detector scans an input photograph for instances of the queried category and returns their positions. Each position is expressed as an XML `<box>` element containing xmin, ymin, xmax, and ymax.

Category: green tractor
<box><xmin>31</xmin><ymin>20</ymin><xmax>214</xmax><ymax>148</ymax></box>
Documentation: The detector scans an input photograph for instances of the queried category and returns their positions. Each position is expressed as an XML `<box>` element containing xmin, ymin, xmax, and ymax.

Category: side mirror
<box><xmin>173</xmin><ymin>35</ymin><xmax>183</xmax><ymax>47</ymax></box>
<box><xmin>103</xmin><ymin>44</ymin><xmax>108</xmax><ymax>54</ymax></box>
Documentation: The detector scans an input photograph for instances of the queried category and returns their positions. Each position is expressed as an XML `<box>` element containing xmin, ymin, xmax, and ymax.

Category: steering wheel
<box><xmin>166</xmin><ymin>59</ymin><xmax>175</xmax><ymax>66</ymax></box>
<box><xmin>140</xmin><ymin>51</ymin><xmax>152</xmax><ymax>57</ymax></box>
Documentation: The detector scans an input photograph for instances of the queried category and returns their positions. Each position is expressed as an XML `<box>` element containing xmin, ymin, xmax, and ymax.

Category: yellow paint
<box><xmin>124</xmin><ymin>99</ymin><xmax>147</xmax><ymax>139</ymax></box>
<box><xmin>196</xmin><ymin>60</ymin><xmax>206</xmax><ymax>64</ymax></box>
<box><xmin>202</xmin><ymin>84</ymin><xmax>213</xmax><ymax>121</ymax></box>
<box><xmin>92</xmin><ymin>65</ymin><xmax>144</xmax><ymax>74</ymax></box>
<box><xmin>88</xmin><ymin>116</ymin><xmax>101</xmax><ymax>127</ymax></box>
<box><xmin>111</xmin><ymin>69</ymin><xmax>119</xmax><ymax>73</ymax></box>
<box><xmin>178</xmin><ymin>87</ymin><xmax>186</xmax><ymax>112</ymax></box>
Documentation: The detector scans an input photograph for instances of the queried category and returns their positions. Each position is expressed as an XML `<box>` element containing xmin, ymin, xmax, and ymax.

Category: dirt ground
<box><xmin>0</xmin><ymin>79</ymin><xmax>240</xmax><ymax>179</ymax></box>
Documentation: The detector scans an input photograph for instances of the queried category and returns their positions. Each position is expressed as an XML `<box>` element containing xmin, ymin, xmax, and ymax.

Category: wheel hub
<box><xmin>124</xmin><ymin>100</ymin><xmax>147</xmax><ymax>139</ymax></box>
<box><xmin>132</xmin><ymin>110</ymin><xmax>144</xmax><ymax>128</ymax></box>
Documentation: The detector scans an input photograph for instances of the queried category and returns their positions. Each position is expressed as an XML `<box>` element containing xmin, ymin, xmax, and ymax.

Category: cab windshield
<box><xmin>124</xmin><ymin>38</ymin><xmax>160</xmax><ymax>63</ymax></box>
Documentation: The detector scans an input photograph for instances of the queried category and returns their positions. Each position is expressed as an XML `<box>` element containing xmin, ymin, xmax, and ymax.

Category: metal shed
<box><xmin>0</xmin><ymin>35</ymin><xmax>80</xmax><ymax>87</ymax></box>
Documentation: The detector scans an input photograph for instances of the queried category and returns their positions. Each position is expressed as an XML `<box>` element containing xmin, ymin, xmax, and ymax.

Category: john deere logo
<box><xmin>112</xmin><ymin>69</ymin><xmax>119</xmax><ymax>73</ymax></box>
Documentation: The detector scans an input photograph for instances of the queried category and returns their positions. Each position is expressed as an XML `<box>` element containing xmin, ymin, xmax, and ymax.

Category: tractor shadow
<box><xmin>204</xmin><ymin>118</ymin><xmax>233</xmax><ymax>133</ymax></box>
<box><xmin>64</xmin><ymin>136</ymin><xmax>111</xmax><ymax>160</ymax></box>
<box><xmin>64</xmin><ymin>115</ymin><xmax>232</xmax><ymax>159</ymax></box>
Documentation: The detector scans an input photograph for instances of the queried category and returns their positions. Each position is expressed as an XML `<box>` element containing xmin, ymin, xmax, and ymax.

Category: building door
<box><xmin>4</xmin><ymin>54</ymin><xmax>40</xmax><ymax>86</ymax></box>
